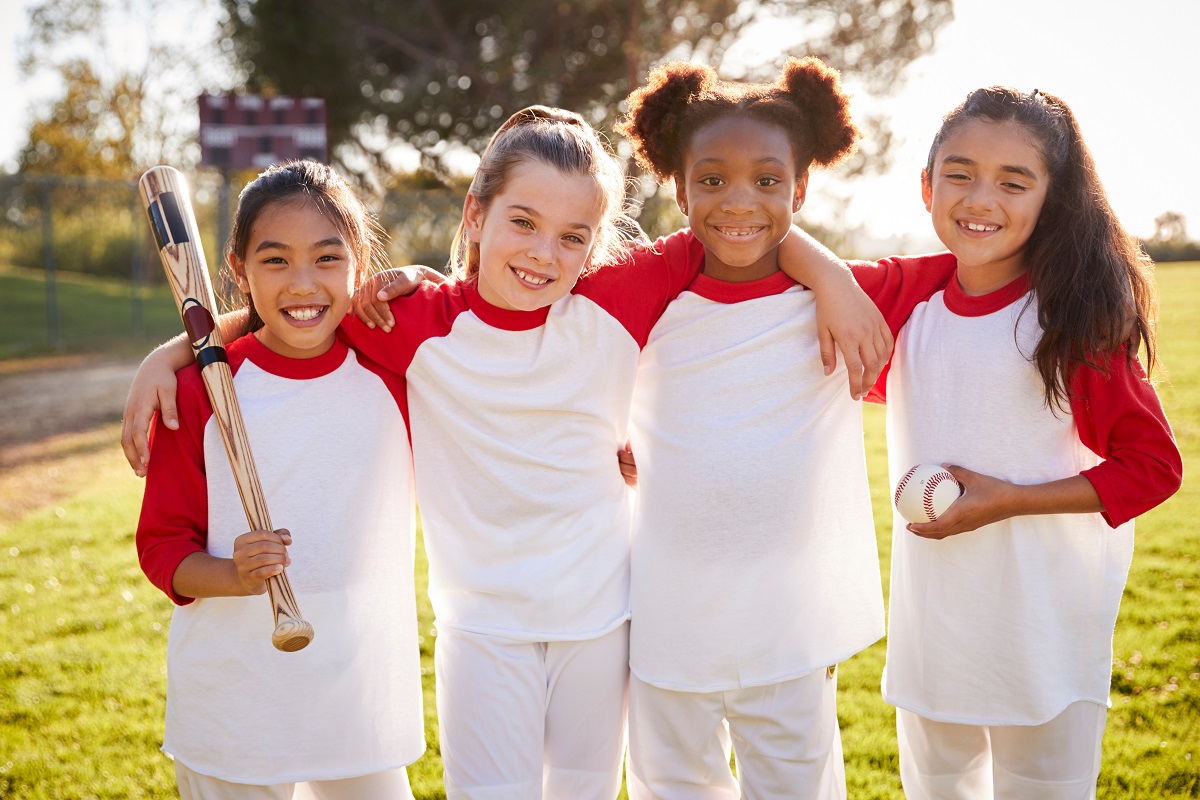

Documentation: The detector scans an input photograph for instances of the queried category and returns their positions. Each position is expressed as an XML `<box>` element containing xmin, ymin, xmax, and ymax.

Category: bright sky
<box><xmin>814</xmin><ymin>0</ymin><xmax>1200</xmax><ymax>249</ymax></box>
<box><xmin>2</xmin><ymin>0</ymin><xmax>1197</xmax><ymax>248</ymax></box>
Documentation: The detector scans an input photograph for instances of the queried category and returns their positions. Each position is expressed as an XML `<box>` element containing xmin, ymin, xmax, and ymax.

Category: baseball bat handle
<box><xmin>139</xmin><ymin>165</ymin><xmax>314</xmax><ymax>652</ymax></box>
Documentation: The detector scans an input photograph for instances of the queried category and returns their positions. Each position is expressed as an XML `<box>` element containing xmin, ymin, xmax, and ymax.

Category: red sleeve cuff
<box><xmin>140</xmin><ymin>543</ymin><xmax>203</xmax><ymax>606</ymax></box>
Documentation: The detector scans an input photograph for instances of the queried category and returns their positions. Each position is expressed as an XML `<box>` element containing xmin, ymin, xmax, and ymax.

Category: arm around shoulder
<box><xmin>122</xmin><ymin>308</ymin><xmax>251</xmax><ymax>475</ymax></box>
<box><xmin>777</xmin><ymin>226</ymin><xmax>892</xmax><ymax>399</ymax></box>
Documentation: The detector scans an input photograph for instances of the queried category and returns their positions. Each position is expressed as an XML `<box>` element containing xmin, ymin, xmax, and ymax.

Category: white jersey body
<box><xmin>629</xmin><ymin>272</ymin><xmax>885</xmax><ymax>691</ymax></box>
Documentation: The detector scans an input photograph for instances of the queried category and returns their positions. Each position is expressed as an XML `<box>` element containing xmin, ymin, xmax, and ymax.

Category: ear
<box><xmin>793</xmin><ymin>170</ymin><xmax>810</xmax><ymax>213</ymax></box>
<box><xmin>921</xmin><ymin>169</ymin><xmax>933</xmax><ymax>212</ymax></box>
<box><xmin>229</xmin><ymin>255</ymin><xmax>251</xmax><ymax>294</ymax></box>
<box><xmin>674</xmin><ymin>177</ymin><xmax>688</xmax><ymax>216</ymax></box>
<box><xmin>463</xmin><ymin>194</ymin><xmax>486</xmax><ymax>242</ymax></box>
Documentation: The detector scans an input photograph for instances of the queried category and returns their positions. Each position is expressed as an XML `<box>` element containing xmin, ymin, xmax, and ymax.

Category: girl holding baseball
<box><xmin>611</xmin><ymin>59</ymin><xmax>957</xmax><ymax>800</ymax></box>
<box><xmin>126</xmin><ymin>107</ymin><xmax>887</xmax><ymax>799</ymax></box>
<box><xmin>135</xmin><ymin>161</ymin><xmax>425</xmax><ymax>798</ymax></box>
<box><xmin>875</xmin><ymin>87</ymin><xmax>1183</xmax><ymax>798</ymax></box>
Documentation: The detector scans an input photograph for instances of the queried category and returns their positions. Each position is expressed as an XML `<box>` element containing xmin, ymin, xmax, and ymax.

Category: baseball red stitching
<box><xmin>922</xmin><ymin>471</ymin><xmax>956</xmax><ymax>520</ymax></box>
<box><xmin>894</xmin><ymin>465</ymin><xmax>919</xmax><ymax>509</ymax></box>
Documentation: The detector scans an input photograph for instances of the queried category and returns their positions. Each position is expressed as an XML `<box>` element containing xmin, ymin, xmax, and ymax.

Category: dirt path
<box><xmin>0</xmin><ymin>355</ymin><xmax>142</xmax><ymax>451</ymax></box>
<box><xmin>0</xmin><ymin>356</ymin><xmax>144</xmax><ymax>525</ymax></box>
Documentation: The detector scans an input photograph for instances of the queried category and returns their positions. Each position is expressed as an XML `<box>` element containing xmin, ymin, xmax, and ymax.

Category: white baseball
<box><xmin>894</xmin><ymin>464</ymin><xmax>962</xmax><ymax>524</ymax></box>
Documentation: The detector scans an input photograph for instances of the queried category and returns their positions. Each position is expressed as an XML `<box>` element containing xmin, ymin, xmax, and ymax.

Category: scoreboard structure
<box><xmin>198</xmin><ymin>94</ymin><xmax>328</xmax><ymax>169</ymax></box>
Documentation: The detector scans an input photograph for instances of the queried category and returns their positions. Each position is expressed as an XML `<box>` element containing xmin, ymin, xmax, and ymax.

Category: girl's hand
<box><xmin>618</xmin><ymin>439</ymin><xmax>638</xmax><ymax>489</ymax></box>
<box><xmin>231</xmin><ymin>528</ymin><xmax>292</xmax><ymax>595</ymax></box>
<box><xmin>352</xmin><ymin>265</ymin><xmax>447</xmax><ymax>332</ymax></box>
<box><xmin>906</xmin><ymin>465</ymin><xmax>1018</xmax><ymax>539</ymax></box>
<box><xmin>814</xmin><ymin>277</ymin><xmax>893</xmax><ymax>400</ymax></box>
<box><xmin>122</xmin><ymin>349</ymin><xmax>184</xmax><ymax>476</ymax></box>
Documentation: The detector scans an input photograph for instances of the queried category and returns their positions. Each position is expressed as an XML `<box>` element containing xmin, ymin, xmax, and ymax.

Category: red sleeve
<box><xmin>1072</xmin><ymin>352</ymin><xmax>1183</xmax><ymax>527</ymax></box>
<box><xmin>852</xmin><ymin>252</ymin><xmax>958</xmax><ymax>403</ymax></box>
<box><xmin>572</xmin><ymin>228</ymin><xmax>706</xmax><ymax>347</ymax></box>
<box><xmin>338</xmin><ymin>280</ymin><xmax>465</xmax><ymax>376</ymax></box>
<box><xmin>135</xmin><ymin>363</ymin><xmax>212</xmax><ymax>605</ymax></box>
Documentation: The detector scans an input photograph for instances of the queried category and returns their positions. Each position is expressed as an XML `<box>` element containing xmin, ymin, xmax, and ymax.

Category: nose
<box><xmin>289</xmin><ymin>263</ymin><xmax>320</xmax><ymax>295</ymax></box>
<box><xmin>720</xmin><ymin>184</ymin><xmax>755</xmax><ymax>214</ymax></box>
<box><xmin>963</xmin><ymin>183</ymin><xmax>996</xmax><ymax>211</ymax></box>
<box><xmin>527</xmin><ymin>234</ymin><xmax>553</xmax><ymax>265</ymax></box>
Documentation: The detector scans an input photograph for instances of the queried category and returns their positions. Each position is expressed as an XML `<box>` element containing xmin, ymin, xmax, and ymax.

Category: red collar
<box><xmin>687</xmin><ymin>270</ymin><xmax>800</xmax><ymax>304</ymax></box>
<box><xmin>233</xmin><ymin>333</ymin><xmax>349</xmax><ymax>379</ymax></box>
<box><xmin>460</xmin><ymin>279</ymin><xmax>551</xmax><ymax>331</ymax></box>
<box><xmin>943</xmin><ymin>271</ymin><xmax>1032</xmax><ymax>317</ymax></box>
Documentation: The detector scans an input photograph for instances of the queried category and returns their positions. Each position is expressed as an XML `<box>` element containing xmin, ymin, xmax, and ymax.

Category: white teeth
<box><xmin>718</xmin><ymin>227</ymin><xmax>761</xmax><ymax>237</ymax></box>
<box><xmin>963</xmin><ymin>222</ymin><xmax>999</xmax><ymax>232</ymax></box>
<box><xmin>514</xmin><ymin>268</ymin><xmax>550</xmax><ymax>285</ymax></box>
<box><xmin>285</xmin><ymin>306</ymin><xmax>324</xmax><ymax>321</ymax></box>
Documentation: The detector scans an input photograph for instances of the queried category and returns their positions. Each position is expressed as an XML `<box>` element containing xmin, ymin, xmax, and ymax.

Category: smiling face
<box><xmin>923</xmin><ymin>117</ymin><xmax>1050</xmax><ymax>293</ymax></box>
<box><xmin>465</xmin><ymin>160</ymin><xmax>605</xmax><ymax>312</ymax></box>
<box><xmin>676</xmin><ymin>115</ymin><xmax>806</xmax><ymax>283</ymax></box>
<box><xmin>231</xmin><ymin>199</ymin><xmax>355</xmax><ymax>359</ymax></box>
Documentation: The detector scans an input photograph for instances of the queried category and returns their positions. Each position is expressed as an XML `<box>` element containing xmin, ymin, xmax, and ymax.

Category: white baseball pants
<box><xmin>896</xmin><ymin>701</ymin><xmax>1107</xmax><ymax>799</ymax></box>
<box><xmin>434</xmin><ymin>622</ymin><xmax>630</xmax><ymax>800</ymax></box>
<box><xmin>626</xmin><ymin>666</ymin><xmax>845</xmax><ymax>800</ymax></box>
<box><xmin>174</xmin><ymin>761</ymin><xmax>414</xmax><ymax>800</ymax></box>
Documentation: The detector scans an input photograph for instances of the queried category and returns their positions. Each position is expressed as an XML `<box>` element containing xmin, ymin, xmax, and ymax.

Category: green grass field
<box><xmin>0</xmin><ymin>265</ymin><xmax>188</xmax><ymax>359</ymax></box>
<box><xmin>1</xmin><ymin>264</ymin><xmax>1197</xmax><ymax>798</ymax></box>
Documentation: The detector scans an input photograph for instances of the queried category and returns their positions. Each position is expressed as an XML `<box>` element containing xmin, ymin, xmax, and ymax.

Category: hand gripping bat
<box><xmin>139</xmin><ymin>166</ymin><xmax>314</xmax><ymax>652</ymax></box>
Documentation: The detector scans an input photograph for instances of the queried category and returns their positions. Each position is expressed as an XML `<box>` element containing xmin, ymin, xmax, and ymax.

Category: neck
<box><xmin>702</xmin><ymin>251</ymin><xmax>781</xmax><ymax>283</ymax></box>
<box><xmin>955</xmin><ymin>259</ymin><xmax>1028</xmax><ymax>297</ymax></box>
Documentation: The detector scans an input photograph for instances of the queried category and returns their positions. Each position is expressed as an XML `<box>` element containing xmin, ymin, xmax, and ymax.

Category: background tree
<box><xmin>221</xmin><ymin>0</ymin><xmax>954</xmax><ymax>193</ymax></box>
<box><xmin>16</xmin><ymin>0</ymin><xmax>225</xmax><ymax>177</ymax></box>
<box><xmin>17</xmin><ymin>61</ymin><xmax>145</xmax><ymax>178</ymax></box>
<box><xmin>5</xmin><ymin>0</ymin><xmax>227</xmax><ymax>280</ymax></box>
<box><xmin>1152</xmin><ymin>211</ymin><xmax>1187</xmax><ymax>244</ymax></box>
<box><xmin>1143</xmin><ymin>211</ymin><xmax>1199</xmax><ymax>263</ymax></box>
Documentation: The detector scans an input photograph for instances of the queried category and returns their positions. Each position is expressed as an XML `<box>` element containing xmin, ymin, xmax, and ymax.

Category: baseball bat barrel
<box><xmin>138</xmin><ymin>166</ymin><xmax>314</xmax><ymax>652</ymax></box>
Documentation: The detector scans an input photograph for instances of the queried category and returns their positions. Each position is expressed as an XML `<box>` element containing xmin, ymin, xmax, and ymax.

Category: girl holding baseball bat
<box><xmin>125</xmin><ymin>107</ymin><xmax>893</xmax><ymax>799</ymax></box>
<box><xmin>870</xmin><ymin>87</ymin><xmax>1182</xmax><ymax>798</ymax></box>
<box><xmin>135</xmin><ymin>161</ymin><xmax>426</xmax><ymax>798</ymax></box>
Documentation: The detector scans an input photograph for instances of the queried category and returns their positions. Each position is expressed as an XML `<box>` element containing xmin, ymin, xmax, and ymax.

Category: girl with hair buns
<box><xmin>874</xmin><ymin>87</ymin><xmax>1182</xmax><ymax>799</ymax></box>
<box><xmin>122</xmin><ymin>105</ymin><xmax>890</xmax><ymax>798</ymax></box>
<box><xmin>614</xmin><ymin>58</ymin><xmax>958</xmax><ymax>800</ymax></box>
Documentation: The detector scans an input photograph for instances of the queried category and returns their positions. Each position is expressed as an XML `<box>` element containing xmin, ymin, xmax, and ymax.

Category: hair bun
<box><xmin>617</xmin><ymin>61</ymin><xmax>718</xmax><ymax>183</ymax></box>
<box><xmin>779</xmin><ymin>57</ymin><xmax>859</xmax><ymax>167</ymax></box>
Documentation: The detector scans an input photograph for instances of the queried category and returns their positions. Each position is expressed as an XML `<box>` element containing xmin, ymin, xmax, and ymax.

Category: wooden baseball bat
<box><xmin>138</xmin><ymin>165</ymin><xmax>314</xmax><ymax>652</ymax></box>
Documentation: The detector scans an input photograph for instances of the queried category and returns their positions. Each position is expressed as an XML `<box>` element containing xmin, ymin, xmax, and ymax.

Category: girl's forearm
<box><xmin>171</xmin><ymin>552</ymin><xmax>249</xmax><ymax>599</ymax></box>
<box><xmin>777</xmin><ymin>225</ymin><xmax>853</xmax><ymax>288</ymax></box>
<box><xmin>1006</xmin><ymin>474</ymin><xmax>1104</xmax><ymax>518</ymax></box>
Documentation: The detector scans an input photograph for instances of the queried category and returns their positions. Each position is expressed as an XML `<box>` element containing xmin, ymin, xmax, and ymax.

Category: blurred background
<box><xmin>1</xmin><ymin>0</ymin><xmax>1198</xmax><ymax>353</ymax></box>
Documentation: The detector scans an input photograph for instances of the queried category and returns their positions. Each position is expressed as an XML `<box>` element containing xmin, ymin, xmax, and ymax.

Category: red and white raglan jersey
<box><xmin>627</xmin><ymin>253</ymin><xmax>958</xmax><ymax>692</ymax></box>
<box><xmin>136</xmin><ymin>335</ymin><xmax>424</xmax><ymax>783</ymax></box>
<box><xmin>340</xmin><ymin>229</ymin><xmax>705</xmax><ymax>642</ymax></box>
<box><xmin>881</xmin><ymin>272</ymin><xmax>1183</xmax><ymax>725</ymax></box>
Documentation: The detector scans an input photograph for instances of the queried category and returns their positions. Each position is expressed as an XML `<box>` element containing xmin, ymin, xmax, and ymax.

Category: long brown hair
<box><xmin>927</xmin><ymin>87</ymin><xmax>1159</xmax><ymax>410</ymax></box>
<box><xmin>225</xmin><ymin>160</ymin><xmax>386</xmax><ymax>331</ymax></box>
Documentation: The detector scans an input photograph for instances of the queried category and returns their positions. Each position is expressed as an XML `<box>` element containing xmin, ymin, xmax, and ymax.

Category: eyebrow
<box><xmin>691</xmin><ymin>156</ymin><xmax>789</xmax><ymax>170</ymax></box>
<box><xmin>253</xmin><ymin>237</ymin><xmax>346</xmax><ymax>253</ymax></box>
<box><xmin>942</xmin><ymin>154</ymin><xmax>1040</xmax><ymax>181</ymax></box>
<box><xmin>508</xmin><ymin>204</ymin><xmax>594</xmax><ymax>233</ymax></box>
